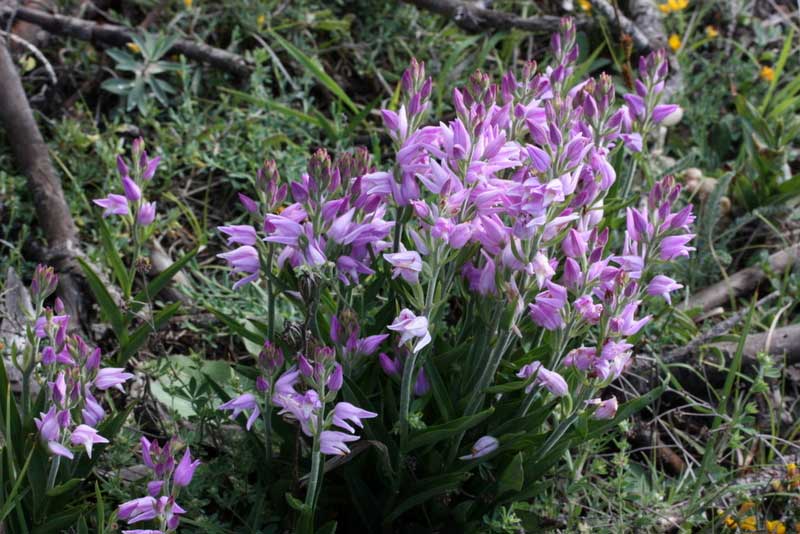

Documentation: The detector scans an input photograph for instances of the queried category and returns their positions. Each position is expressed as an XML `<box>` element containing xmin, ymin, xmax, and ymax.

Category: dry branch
<box><xmin>402</xmin><ymin>1</ymin><xmax>588</xmax><ymax>39</ymax></box>
<box><xmin>0</xmin><ymin>38</ymin><xmax>86</xmax><ymax>329</ymax></box>
<box><xmin>0</xmin><ymin>5</ymin><xmax>250</xmax><ymax>77</ymax></box>
<box><xmin>682</xmin><ymin>244</ymin><xmax>799</xmax><ymax>312</ymax></box>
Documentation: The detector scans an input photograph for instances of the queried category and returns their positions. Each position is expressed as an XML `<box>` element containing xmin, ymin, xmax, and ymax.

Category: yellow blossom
<box><xmin>668</xmin><ymin>0</ymin><xmax>689</xmax><ymax>10</ymax></box>
<box><xmin>578</xmin><ymin>0</ymin><xmax>591</xmax><ymax>11</ymax></box>
<box><xmin>760</xmin><ymin>65</ymin><xmax>775</xmax><ymax>82</ymax></box>
<box><xmin>705</xmin><ymin>25</ymin><xmax>719</xmax><ymax>38</ymax></box>
<box><xmin>658</xmin><ymin>3</ymin><xmax>671</xmax><ymax>14</ymax></box>
<box><xmin>126</xmin><ymin>42</ymin><xmax>141</xmax><ymax>54</ymax></box>
<box><xmin>787</xmin><ymin>463</ymin><xmax>797</xmax><ymax>478</ymax></box>
<box><xmin>767</xmin><ymin>520</ymin><xmax>787</xmax><ymax>534</ymax></box>
<box><xmin>724</xmin><ymin>515</ymin><xmax>737</xmax><ymax>529</ymax></box>
<box><xmin>739</xmin><ymin>501</ymin><xmax>756</xmax><ymax>514</ymax></box>
<box><xmin>668</xmin><ymin>34</ymin><xmax>681</xmax><ymax>52</ymax></box>
<box><xmin>740</xmin><ymin>516</ymin><xmax>757</xmax><ymax>531</ymax></box>
<box><xmin>184</xmin><ymin>0</ymin><xmax>193</xmax><ymax>7</ymax></box>
<box><xmin>257</xmin><ymin>14</ymin><xmax>266</xmax><ymax>28</ymax></box>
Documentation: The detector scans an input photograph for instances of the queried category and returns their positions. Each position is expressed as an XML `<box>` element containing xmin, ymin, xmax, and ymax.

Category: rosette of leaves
<box><xmin>101</xmin><ymin>33</ymin><xmax>182</xmax><ymax>113</ymax></box>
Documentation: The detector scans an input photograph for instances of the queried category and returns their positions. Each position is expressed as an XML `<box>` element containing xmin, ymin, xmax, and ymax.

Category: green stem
<box><xmin>266</xmin><ymin>243</ymin><xmax>276</xmax><ymax>339</ymax></box>
<box><xmin>398</xmin><ymin>349</ymin><xmax>419</xmax><ymax>449</ymax></box>
<box><xmin>299</xmin><ymin>386</ymin><xmax>326</xmax><ymax>534</ymax></box>
<box><xmin>46</xmin><ymin>455</ymin><xmax>61</xmax><ymax>491</ymax></box>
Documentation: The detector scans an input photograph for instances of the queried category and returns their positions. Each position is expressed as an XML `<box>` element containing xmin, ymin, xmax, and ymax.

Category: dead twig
<box><xmin>682</xmin><ymin>244</ymin><xmax>799</xmax><ymax>312</ymax></box>
<box><xmin>0</xmin><ymin>5</ymin><xmax>250</xmax><ymax>77</ymax></box>
<box><xmin>0</xmin><ymin>37</ymin><xmax>86</xmax><ymax>330</ymax></box>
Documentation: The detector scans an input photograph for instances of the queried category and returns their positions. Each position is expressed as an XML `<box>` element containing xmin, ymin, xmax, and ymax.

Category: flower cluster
<box><xmin>30</xmin><ymin>267</ymin><xmax>133</xmax><ymax>461</ymax></box>
<box><xmin>117</xmin><ymin>437</ymin><xmax>200</xmax><ymax>533</ymax></box>
<box><xmin>221</xmin><ymin>344</ymin><xmax>377</xmax><ymax>457</ymax></box>
<box><xmin>214</xmin><ymin>18</ymin><xmax>693</xmax><ymax>528</ymax></box>
<box><xmin>94</xmin><ymin>137</ymin><xmax>160</xmax><ymax>227</ymax></box>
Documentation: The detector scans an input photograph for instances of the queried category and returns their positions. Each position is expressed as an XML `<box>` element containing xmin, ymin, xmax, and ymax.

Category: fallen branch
<box><xmin>402</xmin><ymin>0</ymin><xmax>589</xmax><ymax>39</ymax></box>
<box><xmin>0</xmin><ymin>5</ymin><xmax>250</xmax><ymax>77</ymax></box>
<box><xmin>0</xmin><ymin>38</ymin><xmax>86</xmax><ymax>329</ymax></box>
<box><xmin>682</xmin><ymin>244</ymin><xmax>799</xmax><ymax>312</ymax></box>
<box><xmin>589</xmin><ymin>0</ymin><xmax>651</xmax><ymax>50</ymax></box>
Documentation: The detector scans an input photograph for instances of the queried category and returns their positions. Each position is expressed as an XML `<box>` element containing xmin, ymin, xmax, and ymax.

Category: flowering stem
<box><xmin>299</xmin><ymin>380</ymin><xmax>326</xmax><ymax>533</ymax></box>
<box><xmin>46</xmin><ymin>455</ymin><xmax>61</xmax><ymax>491</ymax></box>
<box><xmin>266</xmin><ymin>243</ymin><xmax>276</xmax><ymax>339</ymax></box>
<box><xmin>398</xmin><ymin>348</ymin><xmax>419</xmax><ymax>449</ymax></box>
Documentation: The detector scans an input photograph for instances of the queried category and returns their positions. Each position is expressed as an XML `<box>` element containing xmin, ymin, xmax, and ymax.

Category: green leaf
<box><xmin>77</xmin><ymin>258</ymin><xmax>127</xmax><ymax>340</ymax></box>
<box><xmin>97</xmin><ymin>218</ymin><xmax>129</xmax><ymax>291</ymax></box>
<box><xmin>285</xmin><ymin>492</ymin><xmax>310</xmax><ymax>512</ymax></box>
<box><xmin>77</xmin><ymin>516</ymin><xmax>88</xmax><ymax>534</ymax></box>
<box><xmin>117</xmin><ymin>302</ymin><xmax>181</xmax><ymax>365</ymax></box>
<box><xmin>131</xmin><ymin>247</ymin><xmax>197</xmax><ymax>313</ymax></box>
<box><xmin>0</xmin><ymin>448</ymin><xmax>34</xmax><ymax>522</ymax></box>
<box><xmin>205</xmin><ymin>306</ymin><xmax>265</xmax><ymax>346</ymax></box>
<box><xmin>268</xmin><ymin>31</ymin><xmax>359</xmax><ymax>114</ymax></box>
<box><xmin>45</xmin><ymin>478</ymin><xmax>82</xmax><ymax>497</ymax></box>
<box><xmin>385</xmin><ymin>473</ymin><xmax>468</xmax><ymax>522</ymax></box>
<box><xmin>316</xmin><ymin>521</ymin><xmax>337</xmax><ymax>534</ymax></box>
<box><xmin>95</xmin><ymin>481</ymin><xmax>105</xmax><ymax>533</ymax></box>
<box><xmin>497</xmin><ymin>452</ymin><xmax>524</xmax><ymax>495</ymax></box>
<box><xmin>404</xmin><ymin>407</ymin><xmax>494</xmax><ymax>452</ymax></box>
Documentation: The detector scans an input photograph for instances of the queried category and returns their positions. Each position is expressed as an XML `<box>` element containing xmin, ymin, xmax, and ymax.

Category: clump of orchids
<box><xmin>216</xmin><ymin>17</ymin><xmax>692</xmax><ymax>530</ymax></box>
<box><xmin>11</xmin><ymin>266</ymin><xmax>133</xmax><ymax>490</ymax></box>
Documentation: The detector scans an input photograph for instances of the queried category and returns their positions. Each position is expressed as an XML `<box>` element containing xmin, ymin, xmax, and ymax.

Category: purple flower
<box><xmin>218</xmin><ymin>225</ymin><xmax>258</xmax><ymax>246</ymax></box>
<box><xmin>70</xmin><ymin>424</ymin><xmax>109</xmax><ymax>458</ymax></box>
<box><xmin>383</xmin><ymin>250</ymin><xmax>423</xmax><ymax>284</ymax></box>
<box><xmin>93</xmin><ymin>194</ymin><xmax>129</xmax><ymax>217</ymax></box>
<box><xmin>136</xmin><ymin>202</ymin><xmax>157</xmax><ymax>226</ymax></box>
<box><xmin>414</xmin><ymin>368</ymin><xmax>430</xmax><ymax>396</ymax></box>
<box><xmin>82</xmin><ymin>388</ymin><xmax>105</xmax><ymax>427</ymax></box>
<box><xmin>378</xmin><ymin>353</ymin><xmax>401</xmax><ymax>376</ymax></box>
<box><xmin>574</xmin><ymin>295</ymin><xmax>603</xmax><ymax>324</ymax></box>
<box><xmin>319</xmin><ymin>430</ymin><xmax>360</xmax><ymax>456</ymax></box>
<box><xmin>34</xmin><ymin>406</ymin><xmax>62</xmax><ymax>442</ymax></box>
<box><xmin>118</xmin><ymin>496</ymin><xmax>159</xmax><ymax>524</ymax></box>
<box><xmin>609</xmin><ymin>301</ymin><xmax>651</xmax><ymax>336</ymax></box>
<box><xmin>142</xmin><ymin>155</ymin><xmax>161</xmax><ymax>181</ymax></box>
<box><xmin>217</xmin><ymin>245</ymin><xmax>260</xmax><ymax>289</ymax></box>
<box><xmin>647</xmin><ymin>275</ymin><xmax>683</xmax><ymax>304</ymax></box>
<box><xmin>218</xmin><ymin>393</ymin><xmax>260</xmax><ymax>431</ymax></box>
<box><xmin>528</xmin><ymin>281</ymin><xmax>567</xmax><ymax>331</ymax></box>
<box><xmin>331</xmin><ymin>402</ymin><xmax>378</xmax><ymax>433</ymax></box>
<box><xmin>459</xmin><ymin>435</ymin><xmax>499</xmax><ymax>460</ymax></box>
<box><xmin>659</xmin><ymin>234</ymin><xmax>695</xmax><ymax>260</ymax></box>
<box><xmin>327</xmin><ymin>363</ymin><xmax>343</xmax><ymax>392</ymax></box>
<box><xmin>387</xmin><ymin>309</ymin><xmax>431</xmax><ymax>354</ymax></box>
<box><xmin>121</xmin><ymin>177</ymin><xmax>142</xmax><ymax>201</ymax></box>
<box><xmin>653</xmin><ymin>104</ymin><xmax>682</xmax><ymax>126</ymax></box>
<box><xmin>587</xmin><ymin>396</ymin><xmax>618</xmax><ymax>420</ymax></box>
<box><xmin>48</xmin><ymin>442</ymin><xmax>74</xmax><ymax>459</ymax></box>
<box><xmin>174</xmin><ymin>448</ymin><xmax>201</xmax><ymax>487</ymax></box>
<box><xmin>516</xmin><ymin>361</ymin><xmax>568</xmax><ymax>397</ymax></box>
<box><xmin>238</xmin><ymin>193</ymin><xmax>259</xmax><ymax>213</ymax></box>
<box><xmin>352</xmin><ymin>334</ymin><xmax>389</xmax><ymax>356</ymax></box>
<box><xmin>93</xmin><ymin>368</ymin><xmax>134</xmax><ymax>392</ymax></box>
<box><xmin>562</xmin><ymin>229</ymin><xmax>587</xmax><ymax>258</ymax></box>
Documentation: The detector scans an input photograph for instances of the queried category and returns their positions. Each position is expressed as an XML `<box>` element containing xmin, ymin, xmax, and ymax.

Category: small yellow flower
<box><xmin>668</xmin><ymin>0</ymin><xmax>689</xmax><ymax>10</ymax></box>
<box><xmin>658</xmin><ymin>3</ymin><xmax>671</xmax><ymax>14</ymax></box>
<box><xmin>767</xmin><ymin>520</ymin><xmax>787</xmax><ymax>534</ymax></box>
<box><xmin>126</xmin><ymin>42</ymin><xmax>141</xmax><ymax>54</ymax></box>
<box><xmin>739</xmin><ymin>501</ymin><xmax>756</xmax><ymax>514</ymax></box>
<box><xmin>668</xmin><ymin>34</ymin><xmax>681</xmax><ymax>52</ymax></box>
<box><xmin>740</xmin><ymin>516</ymin><xmax>758</xmax><ymax>531</ymax></box>
<box><xmin>760</xmin><ymin>65</ymin><xmax>775</xmax><ymax>82</ymax></box>
<box><xmin>786</xmin><ymin>462</ymin><xmax>797</xmax><ymax>478</ymax></box>
<box><xmin>724</xmin><ymin>515</ymin><xmax>737</xmax><ymax>529</ymax></box>
<box><xmin>184</xmin><ymin>0</ymin><xmax>193</xmax><ymax>8</ymax></box>
<box><xmin>257</xmin><ymin>14</ymin><xmax>266</xmax><ymax>28</ymax></box>
<box><xmin>705</xmin><ymin>25</ymin><xmax>719</xmax><ymax>38</ymax></box>
<box><xmin>578</xmin><ymin>0</ymin><xmax>591</xmax><ymax>11</ymax></box>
